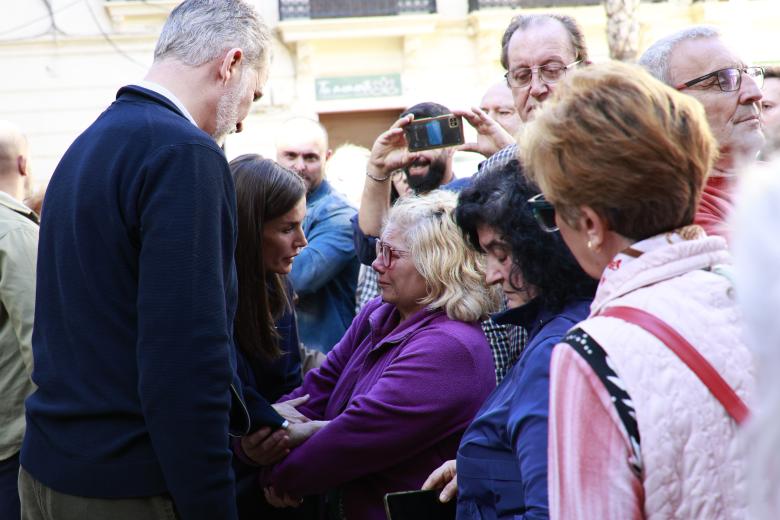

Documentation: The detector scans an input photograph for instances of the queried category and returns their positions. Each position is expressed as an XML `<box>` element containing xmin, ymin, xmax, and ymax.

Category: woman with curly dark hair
<box><xmin>422</xmin><ymin>158</ymin><xmax>596</xmax><ymax>519</ymax></box>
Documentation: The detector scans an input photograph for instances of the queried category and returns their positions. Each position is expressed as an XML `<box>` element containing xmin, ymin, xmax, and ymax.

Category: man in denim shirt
<box><xmin>276</xmin><ymin>118</ymin><xmax>359</xmax><ymax>353</ymax></box>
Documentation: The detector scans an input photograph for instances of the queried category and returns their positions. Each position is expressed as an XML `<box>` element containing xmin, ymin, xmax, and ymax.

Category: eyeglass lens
<box><xmin>717</xmin><ymin>67</ymin><xmax>764</xmax><ymax>91</ymax></box>
<box><xmin>509</xmin><ymin>64</ymin><xmax>565</xmax><ymax>88</ymax></box>
<box><xmin>718</xmin><ymin>69</ymin><xmax>741</xmax><ymax>91</ymax></box>
<box><xmin>375</xmin><ymin>241</ymin><xmax>391</xmax><ymax>267</ymax></box>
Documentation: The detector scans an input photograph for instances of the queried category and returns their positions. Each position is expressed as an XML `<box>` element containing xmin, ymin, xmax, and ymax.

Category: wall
<box><xmin>0</xmin><ymin>0</ymin><xmax>777</xmax><ymax>191</ymax></box>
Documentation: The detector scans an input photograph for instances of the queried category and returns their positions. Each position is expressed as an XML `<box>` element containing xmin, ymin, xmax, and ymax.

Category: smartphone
<box><xmin>384</xmin><ymin>489</ymin><xmax>456</xmax><ymax>520</ymax></box>
<box><xmin>404</xmin><ymin>114</ymin><xmax>465</xmax><ymax>152</ymax></box>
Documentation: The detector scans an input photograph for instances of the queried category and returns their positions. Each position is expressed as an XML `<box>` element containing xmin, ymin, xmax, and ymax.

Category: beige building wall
<box><xmin>0</xmin><ymin>0</ymin><xmax>777</xmax><ymax>192</ymax></box>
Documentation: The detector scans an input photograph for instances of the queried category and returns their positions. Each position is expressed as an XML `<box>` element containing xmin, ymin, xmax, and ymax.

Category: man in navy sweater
<box><xmin>19</xmin><ymin>1</ymin><xmax>272</xmax><ymax>519</ymax></box>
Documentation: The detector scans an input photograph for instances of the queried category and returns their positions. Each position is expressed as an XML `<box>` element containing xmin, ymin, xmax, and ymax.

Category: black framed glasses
<box><xmin>675</xmin><ymin>66</ymin><xmax>764</xmax><ymax>92</ymax></box>
<box><xmin>375</xmin><ymin>240</ymin><xmax>409</xmax><ymax>268</ymax></box>
<box><xmin>504</xmin><ymin>60</ymin><xmax>581</xmax><ymax>89</ymax></box>
<box><xmin>527</xmin><ymin>193</ymin><xmax>558</xmax><ymax>233</ymax></box>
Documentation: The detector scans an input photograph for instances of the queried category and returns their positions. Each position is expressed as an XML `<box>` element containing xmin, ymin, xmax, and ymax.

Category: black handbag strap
<box><xmin>562</xmin><ymin>327</ymin><xmax>643</xmax><ymax>477</ymax></box>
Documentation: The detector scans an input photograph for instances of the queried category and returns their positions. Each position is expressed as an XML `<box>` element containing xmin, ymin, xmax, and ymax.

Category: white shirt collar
<box><xmin>134</xmin><ymin>80</ymin><xmax>198</xmax><ymax>127</ymax></box>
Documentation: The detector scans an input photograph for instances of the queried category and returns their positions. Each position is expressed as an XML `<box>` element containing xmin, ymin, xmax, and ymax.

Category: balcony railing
<box><xmin>279</xmin><ymin>0</ymin><xmax>436</xmax><ymax>21</ymax></box>
<box><xmin>468</xmin><ymin>0</ymin><xmax>687</xmax><ymax>9</ymax></box>
<box><xmin>468</xmin><ymin>0</ymin><xmax>600</xmax><ymax>9</ymax></box>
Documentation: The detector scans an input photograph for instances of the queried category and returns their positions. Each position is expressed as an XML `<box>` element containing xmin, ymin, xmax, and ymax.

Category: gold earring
<box><xmin>587</xmin><ymin>240</ymin><xmax>593</xmax><ymax>250</ymax></box>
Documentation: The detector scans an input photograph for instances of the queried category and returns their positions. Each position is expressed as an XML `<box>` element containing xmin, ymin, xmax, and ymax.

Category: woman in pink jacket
<box><xmin>521</xmin><ymin>61</ymin><xmax>755</xmax><ymax>519</ymax></box>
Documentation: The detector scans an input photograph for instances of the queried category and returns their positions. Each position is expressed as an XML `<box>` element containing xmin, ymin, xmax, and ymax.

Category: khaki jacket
<box><xmin>0</xmin><ymin>191</ymin><xmax>38</xmax><ymax>459</ymax></box>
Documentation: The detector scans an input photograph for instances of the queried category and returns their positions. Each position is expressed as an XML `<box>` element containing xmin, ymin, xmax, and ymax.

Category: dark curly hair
<box><xmin>455</xmin><ymin>159</ymin><xmax>596</xmax><ymax>313</ymax></box>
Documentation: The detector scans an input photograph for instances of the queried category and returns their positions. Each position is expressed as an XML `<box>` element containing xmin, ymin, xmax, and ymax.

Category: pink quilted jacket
<box><xmin>549</xmin><ymin>233</ymin><xmax>754</xmax><ymax>519</ymax></box>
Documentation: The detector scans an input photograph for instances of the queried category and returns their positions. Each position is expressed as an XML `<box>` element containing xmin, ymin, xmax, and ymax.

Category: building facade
<box><xmin>0</xmin><ymin>0</ymin><xmax>776</xmax><ymax>192</ymax></box>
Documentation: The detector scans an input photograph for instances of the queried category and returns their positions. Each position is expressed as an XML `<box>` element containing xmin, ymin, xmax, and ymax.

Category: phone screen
<box><xmin>384</xmin><ymin>489</ymin><xmax>456</xmax><ymax>520</ymax></box>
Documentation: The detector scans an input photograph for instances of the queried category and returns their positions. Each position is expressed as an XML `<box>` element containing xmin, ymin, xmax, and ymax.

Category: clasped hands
<box><xmin>240</xmin><ymin>394</ymin><xmax>329</xmax><ymax>508</ymax></box>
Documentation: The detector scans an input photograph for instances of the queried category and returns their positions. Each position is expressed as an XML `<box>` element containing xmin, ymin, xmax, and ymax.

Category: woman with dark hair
<box><xmin>229</xmin><ymin>154</ymin><xmax>316</xmax><ymax>519</ymax></box>
<box><xmin>423</xmin><ymin>159</ymin><xmax>595</xmax><ymax>519</ymax></box>
<box><xmin>232</xmin><ymin>153</ymin><xmax>308</xmax><ymax>400</ymax></box>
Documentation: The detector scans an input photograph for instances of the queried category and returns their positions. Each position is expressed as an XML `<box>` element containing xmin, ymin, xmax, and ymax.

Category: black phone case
<box><xmin>384</xmin><ymin>489</ymin><xmax>456</xmax><ymax>520</ymax></box>
<box><xmin>404</xmin><ymin>115</ymin><xmax>465</xmax><ymax>152</ymax></box>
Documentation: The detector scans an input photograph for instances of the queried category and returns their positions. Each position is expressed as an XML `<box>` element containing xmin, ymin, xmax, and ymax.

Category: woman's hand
<box><xmin>286</xmin><ymin>420</ymin><xmax>330</xmax><ymax>448</ymax></box>
<box><xmin>264</xmin><ymin>486</ymin><xmax>302</xmax><ymax>508</ymax></box>
<box><xmin>272</xmin><ymin>394</ymin><xmax>311</xmax><ymax>424</ymax></box>
<box><xmin>240</xmin><ymin>426</ymin><xmax>289</xmax><ymax>466</ymax></box>
<box><xmin>421</xmin><ymin>459</ymin><xmax>458</xmax><ymax>502</ymax></box>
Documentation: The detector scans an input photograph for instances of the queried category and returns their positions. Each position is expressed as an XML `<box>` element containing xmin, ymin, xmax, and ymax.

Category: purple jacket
<box><xmin>268</xmin><ymin>297</ymin><xmax>495</xmax><ymax>519</ymax></box>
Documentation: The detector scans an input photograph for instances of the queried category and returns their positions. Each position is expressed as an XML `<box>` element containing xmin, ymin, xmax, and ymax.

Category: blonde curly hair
<box><xmin>383</xmin><ymin>190</ymin><xmax>499</xmax><ymax>322</ymax></box>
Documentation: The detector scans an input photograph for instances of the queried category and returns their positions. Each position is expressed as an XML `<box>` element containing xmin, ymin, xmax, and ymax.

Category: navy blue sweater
<box><xmin>22</xmin><ymin>86</ymin><xmax>243</xmax><ymax>520</ymax></box>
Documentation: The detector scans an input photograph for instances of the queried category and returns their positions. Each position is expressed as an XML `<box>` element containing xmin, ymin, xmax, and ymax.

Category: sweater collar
<box><xmin>367</xmin><ymin>302</ymin><xmax>445</xmax><ymax>352</ymax></box>
<box><xmin>493</xmin><ymin>297</ymin><xmax>542</xmax><ymax>330</ymax></box>
<box><xmin>116</xmin><ymin>85</ymin><xmax>191</xmax><ymax>124</ymax></box>
<box><xmin>133</xmin><ymin>80</ymin><xmax>198</xmax><ymax>127</ymax></box>
<box><xmin>590</xmin><ymin>229</ymin><xmax>731</xmax><ymax>316</ymax></box>
<box><xmin>493</xmin><ymin>297</ymin><xmax>587</xmax><ymax>340</ymax></box>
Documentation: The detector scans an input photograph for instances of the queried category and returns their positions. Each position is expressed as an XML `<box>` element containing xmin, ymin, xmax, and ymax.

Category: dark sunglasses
<box><xmin>527</xmin><ymin>193</ymin><xmax>558</xmax><ymax>232</ymax></box>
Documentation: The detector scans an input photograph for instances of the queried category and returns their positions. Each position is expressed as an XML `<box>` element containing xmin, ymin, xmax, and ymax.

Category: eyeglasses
<box><xmin>505</xmin><ymin>60</ymin><xmax>581</xmax><ymax>89</ymax></box>
<box><xmin>527</xmin><ymin>193</ymin><xmax>558</xmax><ymax>233</ymax></box>
<box><xmin>675</xmin><ymin>66</ymin><xmax>764</xmax><ymax>92</ymax></box>
<box><xmin>375</xmin><ymin>240</ymin><xmax>409</xmax><ymax>268</ymax></box>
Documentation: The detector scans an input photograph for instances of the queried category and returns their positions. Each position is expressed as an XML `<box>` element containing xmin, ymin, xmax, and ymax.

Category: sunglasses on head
<box><xmin>527</xmin><ymin>193</ymin><xmax>558</xmax><ymax>232</ymax></box>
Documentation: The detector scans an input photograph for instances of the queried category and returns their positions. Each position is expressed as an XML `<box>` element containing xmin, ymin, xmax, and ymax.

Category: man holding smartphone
<box><xmin>357</xmin><ymin>101</ymin><xmax>465</xmax><ymax>248</ymax></box>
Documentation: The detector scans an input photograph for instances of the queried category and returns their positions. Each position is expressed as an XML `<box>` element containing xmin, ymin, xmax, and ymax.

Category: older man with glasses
<box><xmin>459</xmin><ymin>14</ymin><xmax>589</xmax><ymax>170</ymax></box>
<box><xmin>640</xmin><ymin>26</ymin><xmax>764</xmax><ymax>240</ymax></box>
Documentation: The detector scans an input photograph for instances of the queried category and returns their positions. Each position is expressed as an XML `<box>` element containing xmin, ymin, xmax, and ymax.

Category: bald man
<box><xmin>276</xmin><ymin>118</ymin><xmax>359</xmax><ymax>353</ymax></box>
<box><xmin>0</xmin><ymin>121</ymin><xmax>37</xmax><ymax>520</ymax></box>
<box><xmin>477</xmin><ymin>82</ymin><xmax>521</xmax><ymax>151</ymax></box>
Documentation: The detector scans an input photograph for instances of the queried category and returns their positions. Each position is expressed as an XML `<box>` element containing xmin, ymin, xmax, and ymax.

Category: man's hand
<box><xmin>241</xmin><ymin>426</ymin><xmax>289</xmax><ymax>466</ymax></box>
<box><xmin>264</xmin><ymin>486</ymin><xmax>302</xmax><ymax>508</ymax></box>
<box><xmin>368</xmin><ymin>114</ymin><xmax>419</xmax><ymax>179</ymax></box>
<box><xmin>272</xmin><ymin>395</ymin><xmax>311</xmax><ymax>424</ymax></box>
<box><xmin>421</xmin><ymin>459</ymin><xmax>458</xmax><ymax>503</ymax></box>
<box><xmin>455</xmin><ymin>107</ymin><xmax>515</xmax><ymax>158</ymax></box>
<box><xmin>286</xmin><ymin>420</ymin><xmax>330</xmax><ymax>448</ymax></box>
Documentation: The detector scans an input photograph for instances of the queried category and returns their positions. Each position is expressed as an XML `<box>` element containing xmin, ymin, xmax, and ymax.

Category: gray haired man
<box><xmin>19</xmin><ymin>2</ymin><xmax>271</xmax><ymax>519</ymax></box>
<box><xmin>640</xmin><ymin>26</ymin><xmax>764</xmax><ymax>239</ymax></box>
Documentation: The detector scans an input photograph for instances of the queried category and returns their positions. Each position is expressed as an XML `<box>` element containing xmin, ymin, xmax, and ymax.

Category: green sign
<box><xmin>315</xmin><ymin>74</ymin><xmax>402</xmax><ymax>101</ymax></box>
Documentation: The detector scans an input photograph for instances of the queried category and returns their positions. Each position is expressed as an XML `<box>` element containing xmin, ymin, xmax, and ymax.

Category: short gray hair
<box><xmin>154</xmin><ymin>0</ymin><xmax>271</xmax><ymax>69</ymax></box>
<box><xmin>638</xmin><ymin>26</ymin><xmax>720</xmax><ymax>85</ymax></box>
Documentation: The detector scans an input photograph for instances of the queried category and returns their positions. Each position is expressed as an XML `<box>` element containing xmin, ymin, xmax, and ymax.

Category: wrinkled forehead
<box><xmin>669</xmin><ymin>36</ymin><xmax>744</xmax><ymax>84</ymax></box>
<box><xmin>764</xmin><ymin>77</ymin><xmax>780</xmax><ymax>100</ymax></box>
<box><xmin>380</xmin><ymin>225</ymin><xmax>407</xmax><ymax>249</ymax></box>
<box><xmin>481</xmin><ymin>83</ymin><xmax>515</xmax><ymax>109</ymax></box>
<box><xmin>507</xmin><ymin>18</ymin><xmax>576</xmax><ymax>69</ymax></box>
<box><xmin>475</xmin><ymin>222</ymin><xmax>505</xmax><ymax>247</ymax></box>
<box><xmin>275</xmin><ymin>130</ymin><xmax>328</xmax><ymax>157</ymax></box>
